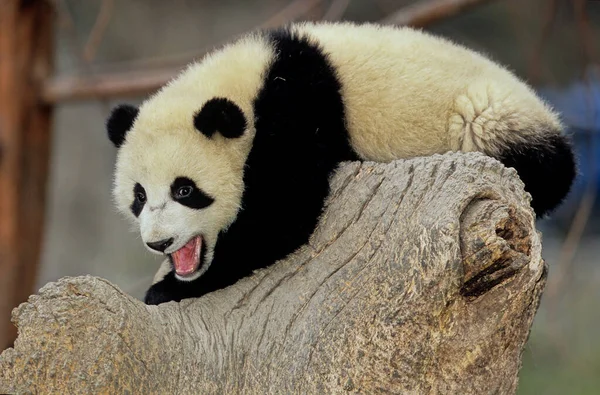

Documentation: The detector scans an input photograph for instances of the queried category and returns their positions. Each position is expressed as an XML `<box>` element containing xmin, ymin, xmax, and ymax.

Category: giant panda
<box><xmin>106</xmin><ymin>21</ymin><xmax>576</xmax><ymax>305</ymax></box>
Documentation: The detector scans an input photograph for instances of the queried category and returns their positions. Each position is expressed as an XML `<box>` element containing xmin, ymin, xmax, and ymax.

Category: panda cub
<box><xmin>107</xmin><ymin>21</ymin><xmax>575</xmax><ymax>305</ymax></box>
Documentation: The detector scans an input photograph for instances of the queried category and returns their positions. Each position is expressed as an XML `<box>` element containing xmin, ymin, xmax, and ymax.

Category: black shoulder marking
<box><xmin>145</xmin><ymin>27</ymin><xmax>360</xmax><ymax>302</ymax></box>
<box><xmin>107</xmin><ymin>104</ymin><xmax>139</xmax><ymax>148</ymax></box>
<box><xmin>497</xmin><ymin>132</ymin><xmax>576</xmax><ymax>217</ymax></box>
<box><xmin>194</xmin><ymin>98</ymin><xmax>247</xmax><ymax>139</ymax></box>
<box><xmin>130</xmin><ymin>183</ymin><xmax>146</xmax><ymax>217</ymax></box>
<box><xmin>170</xmin><ymin>177</ymin><xmax>214</xmax><ymax>209</ymax></box>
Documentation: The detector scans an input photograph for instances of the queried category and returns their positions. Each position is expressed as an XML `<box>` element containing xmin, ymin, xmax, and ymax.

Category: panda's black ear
<box><xmin>193</xmin><ymin>98</ymin><xmax>247</xmax><ymax>139</ymax></box>
<box><xmin>106</xmin><ymin>104</ymin><xmax>139</xmax><ymax>148</ymax></box>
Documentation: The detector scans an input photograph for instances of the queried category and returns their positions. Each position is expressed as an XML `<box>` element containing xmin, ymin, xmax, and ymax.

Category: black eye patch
<box><xmin>170</xmin><ymin>177</ymin><xmax>214</xmax><ymax>209</ymax></box>
<box><xmin>193</xmin><ymin>98</ymin><xmax>247</xmax><ymax>139</ymax></box>
<box><xmin>131</xmin><ymin>183</ymin><xmax>146</xmax><ymax>217</ymax></box>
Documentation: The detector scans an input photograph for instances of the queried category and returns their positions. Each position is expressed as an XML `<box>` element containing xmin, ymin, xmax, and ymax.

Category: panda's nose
<box><xmin>146</xmin><ymin>238</ymin><xmax>174</xmax><ymax>253</ymax></box>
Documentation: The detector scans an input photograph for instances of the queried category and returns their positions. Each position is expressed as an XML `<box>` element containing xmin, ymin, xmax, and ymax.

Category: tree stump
<box><xmin>0</xmin><ymin>153</ymin><xmax>546</xmax><ymax>394</ymax></box>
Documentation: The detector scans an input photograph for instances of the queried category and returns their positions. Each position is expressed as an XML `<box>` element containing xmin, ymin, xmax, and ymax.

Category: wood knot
<box><xmin>494</xmin><ymin>207</ymin><xmax>531</xmax><ymax>256</ymax></box>
<box><xmin>459</xmin><ymin>200</ymin><xmax>533</xmax><ymax>298</ymax></box>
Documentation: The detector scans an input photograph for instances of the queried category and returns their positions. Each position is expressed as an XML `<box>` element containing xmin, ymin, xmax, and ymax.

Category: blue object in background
<box><xmin>538</xmin><ymin>68</ymin><xmax>600</xmax><ymax>225</ymax></box>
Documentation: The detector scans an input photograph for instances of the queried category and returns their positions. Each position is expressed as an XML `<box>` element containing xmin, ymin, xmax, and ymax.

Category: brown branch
<box><xmin>527</xmin><ymin>0</ymin><xmax>557</xmax><ymax>85</ymax></box>
<box><xmin>379</xmin><ymin>0</ymin><xmax>495</xmax><ymax>27</ymax></box>
<box><xmin>55</xmin><ymin>0</ymin><xmax>94</xmax><ymax>75</ymax></box>
<box><xmin>42</xmin><ymin>67</ymin><xmax>181</xmax><ymax>102</ymax></box>
<box><xmin>369</xmin><ymin>0</ymin><xmax>401</xmax><ymax>15</ymax></box>
<box><xmin>258</xmin><ymin>0</ymin><xmax>325</xmax><ymax>28</ymax></box>
<box><xmin>42</xmin><ymin>0</ymin><xmax>495</xmax><ymax>102</ymax></box>
<box><xmin>573</xmin><ymin>0</ymin><xmax>597</xmax><ymax>68</ymax></box>
<box><xmin>60</xmin><ymin>0</ymin><xmax>324</xmax><ymax>76</ymax></box>
<box><xmin>322</xmin><ymin>0</ymin><xmax>351</xmax><ymax>21</ymax></box>
<box><xmin>82</xmin><ymin>0</ymin><xmax>114</xmax><ymax>63</ymax></box>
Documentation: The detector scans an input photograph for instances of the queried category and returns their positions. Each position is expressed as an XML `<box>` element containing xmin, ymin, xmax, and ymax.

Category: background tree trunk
<box><xmin>0</xmin><ymin>0</ymin><xmax>54</xmax><ymax>350</ymax></box>
<box><xmin>0</xmin><ymin>153</ymin><xmax>546</xmax><ymax>394</ymax></box>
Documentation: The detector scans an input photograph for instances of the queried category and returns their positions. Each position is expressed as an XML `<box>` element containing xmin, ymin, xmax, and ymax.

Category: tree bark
<box><xmin>0</xmin><ymin>153</ymin><xmax>546</xmax><ymax>394</ymax></box>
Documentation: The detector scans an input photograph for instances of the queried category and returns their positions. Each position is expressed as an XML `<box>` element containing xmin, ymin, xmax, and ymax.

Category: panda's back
<box><xmin>293</xmin><ymin>22</ymin><xmax>562</xmax><ymax>161</ymax></box>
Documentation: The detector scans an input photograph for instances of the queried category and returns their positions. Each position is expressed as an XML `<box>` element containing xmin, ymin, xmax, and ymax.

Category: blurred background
<box><xmin>0</xmin><ymin>0</ymin><xmax>598</xmax><ymax>393</ymax></box>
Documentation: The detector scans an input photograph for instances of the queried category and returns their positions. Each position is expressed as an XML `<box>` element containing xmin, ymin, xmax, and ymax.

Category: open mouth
<box><xmin>169</xmin><ymin>235</ymin><xmax>203</xmax><ymax>278</ymax></box>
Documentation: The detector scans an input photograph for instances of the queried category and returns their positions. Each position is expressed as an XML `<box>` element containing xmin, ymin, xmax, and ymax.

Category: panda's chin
<box><xmin>174</xmin><ymin>270</ymin><xmax>203</xmax><ymax>282</ymax></box>
<box><xmin>169</xmin><ymin>235</ymin><xmax>204</xmax><ymax>281</ymax></box>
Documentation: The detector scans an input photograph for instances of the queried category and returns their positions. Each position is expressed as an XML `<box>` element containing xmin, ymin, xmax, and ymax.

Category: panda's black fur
<box><xmin>143</xmin><ymin>29</ymin><xmax>361</xmax><ymax>304</ymax></box>
<box><xmin>497</xmin><ymin>133</ymin><xmax>575</xmax><ymax>216</ymax></box>
<box><xmin>108</xmin><ymin>24</ymin><xmax>576</xmax><ymax>305</ymax></box>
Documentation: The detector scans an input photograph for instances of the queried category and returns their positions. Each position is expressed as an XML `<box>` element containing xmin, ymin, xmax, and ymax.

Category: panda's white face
<box><xmin>112</xmin><ymin>97</ymin><xmax>255</xmax><ymax>281</ymax></box>
<box><xmin>109</xmin><ymin>36</ymin><xmax>273</xmax><ymax>281</ymax></box>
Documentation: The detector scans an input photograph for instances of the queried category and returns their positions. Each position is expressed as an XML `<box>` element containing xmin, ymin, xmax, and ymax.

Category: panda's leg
<box><xmin>448</xmin><ymin>84</ymin><xmax>576</xmax><ymax>217</ymax></box>
<box><xmin>495</xmin><ymin>133</ymin><xmax>576</xmax><ymax>217</ymax></box>
<box><xmin>144</xmin><ymin>259</ymin><xmax>209</xmax><ymax>305</ymax></box>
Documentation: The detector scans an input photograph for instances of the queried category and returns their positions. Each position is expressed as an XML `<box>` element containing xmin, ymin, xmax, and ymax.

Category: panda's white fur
<box><xmin>152</xmin><ymin>259</ymin><xmax>173</xmax><ymax>285</ymax></box>
<box><xmin>107</xmin><ymin>21</ymin><xmax>575</xmax><ymax>304</ymax></box>
<box><xmin>113</xmin><ymin>36</ymin><xmax>272</xmax><ymax>281</ymax></box>
<box><xmin>296</xmin><ymin>23</ymin><xmax>562</xmax><ymax>160</ymax></box>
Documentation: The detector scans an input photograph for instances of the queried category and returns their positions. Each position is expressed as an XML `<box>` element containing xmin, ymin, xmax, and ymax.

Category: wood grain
<box><xmin>0</xmin><ymin>153</ymin><xmax>545</xmax><ymax>394</ymax></box>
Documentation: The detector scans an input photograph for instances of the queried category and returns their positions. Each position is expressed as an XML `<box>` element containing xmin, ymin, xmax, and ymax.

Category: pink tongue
<box><xmin>171</xmin><ymin>236</ymin><xmax>201</xmax><ymax>276</ymax></box>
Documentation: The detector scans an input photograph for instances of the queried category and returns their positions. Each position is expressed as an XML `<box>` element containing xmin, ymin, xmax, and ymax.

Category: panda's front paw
<box><xmin>143</xmin><ymin>269</ymin><xmax>212</xmax><ymax>305</ymax></box>
<box><xmin>144</xmin><ymin>282</ymin><xmax>181</xmax><ymax>305</ymax></box>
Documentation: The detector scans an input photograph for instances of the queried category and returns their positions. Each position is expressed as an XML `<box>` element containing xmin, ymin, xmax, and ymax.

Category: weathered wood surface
<box><xmin>0</xmin><ymin>153</ymin><xmax>546</xmax><ymax>394</ymax></box>
<box><xmin>0</xmin><ymin>0</ymin><xmax>54</xmax><ymax>349</ymax></box>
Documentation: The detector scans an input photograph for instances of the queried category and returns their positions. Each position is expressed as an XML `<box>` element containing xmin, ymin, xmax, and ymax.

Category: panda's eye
<box><xmin>131</xmin><ymin>183</ymin><xmax>147</xmax><ymax>217</ymax></box>
<box><xmin>175</xmin><ymin>186</ymin><xmax>193</xmax><ymax>199</ymax></box>
<box><xmin>171</xmin><ymin>177</ymin><xmax>214</xmax><ymax>209</ymax></box>
<box><xmin>135</xmin><ymin>191</ymin><xmax>146</xmax><ymax>203</ymax></box>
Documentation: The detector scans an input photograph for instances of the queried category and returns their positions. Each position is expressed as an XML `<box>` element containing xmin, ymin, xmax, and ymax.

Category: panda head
<box><xmin>107</xmin><ymin>95</ymin><xmax>254</xmax><ymax>282</ymax></box>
